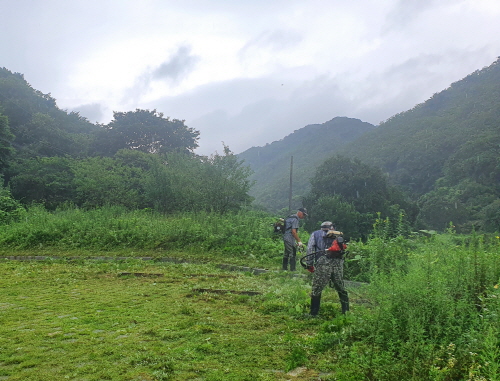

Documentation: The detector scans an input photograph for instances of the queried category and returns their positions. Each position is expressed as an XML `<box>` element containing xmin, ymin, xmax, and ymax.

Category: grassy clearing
<box><xmin>0</xmin><ymin>258</ymin><xmax>349</xmax><ymax>381</ymax></box>
<box><xmin>2</xmin><ymin>208</ymin><xmax>500</xmax><ymax>380</ymax></box>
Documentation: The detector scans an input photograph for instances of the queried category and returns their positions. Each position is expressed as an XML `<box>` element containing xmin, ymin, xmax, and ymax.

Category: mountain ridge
<box><xmin>238</xmin><ymin>117</ymin><xmax>375</xmax><ymax>212</ymax></box>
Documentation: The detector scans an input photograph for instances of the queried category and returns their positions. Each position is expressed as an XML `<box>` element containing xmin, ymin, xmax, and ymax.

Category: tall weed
<box><xmin>0</xmin><ymin>205</ymin><xmax>285</xmax><ymax>263</ymax></box>
<box><xmin>312</xmin><ymin>231</ymin><xmax>500</xmax><ymax>380</ymax></box>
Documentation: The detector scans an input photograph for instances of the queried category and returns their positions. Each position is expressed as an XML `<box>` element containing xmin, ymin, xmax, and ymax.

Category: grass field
<box><xmin>2</xmin><ymin>208</ymin><xmax>500</xmax><ymax>380</ymax></box>
<box><xmin>0</xmin><ymin>256</ymin><xmax>355</xmax><ymax>381</ymax></box>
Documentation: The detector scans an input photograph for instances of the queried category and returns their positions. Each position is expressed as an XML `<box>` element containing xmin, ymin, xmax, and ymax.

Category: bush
<box><xmin>0</xmin><ymin>186</ymin><xmax>25</xmax><ymax>225</ymax></box>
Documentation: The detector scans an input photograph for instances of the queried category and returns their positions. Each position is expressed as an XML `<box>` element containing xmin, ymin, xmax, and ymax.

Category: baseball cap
<box><xmin>298</xmin><ymin>208</ymin><xmax>308</xmax><ymax>216</ymax></box>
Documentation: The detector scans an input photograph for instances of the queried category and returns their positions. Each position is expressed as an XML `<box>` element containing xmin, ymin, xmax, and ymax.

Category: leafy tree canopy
<box><xmin>0</xmin><ymin>67</ymin><xmax>98</xmax><ymax>160</ymax></box>
<box><xmin>97</xmin><ymin>109</ymin><xmax>200</xmax><ymax>156</ymax></box>
<box><xmin>0</xmin><ymin>113</ymin><xmax>14</xmax><ymax>172</ymax></box>
<box><xmin>304</xmin><ymin>155</ymin><xmax>416</xmax><ymax>239</ymax></box>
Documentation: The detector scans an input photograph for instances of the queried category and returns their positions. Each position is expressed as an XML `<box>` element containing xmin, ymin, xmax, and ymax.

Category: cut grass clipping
<box><xmin>0</xmin><ymin>259</ymin><xmax>348</xmax><ymax>381</ymax></box>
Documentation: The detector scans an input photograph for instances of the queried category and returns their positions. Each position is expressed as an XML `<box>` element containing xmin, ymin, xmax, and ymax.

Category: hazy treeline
<box><xmin>239</xmin><ymin>58</ymin><xmax>500</xmax><ymax>235</ymax></box>
<box><xmin>3</xmin><ymin>60</ymin><xmax>500</xmax><ymax>239</ymax></box>
<box><xmin>0</xmin><ymin>68</ymin><xmax>252</xmax><ymax>217</ymax></box>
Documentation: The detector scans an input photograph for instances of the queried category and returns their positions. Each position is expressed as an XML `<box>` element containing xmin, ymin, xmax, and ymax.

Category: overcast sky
<box><xmin>2</xmin><ymin>0</ymin><xmax>500</xmax><ymax>155</ymax></box>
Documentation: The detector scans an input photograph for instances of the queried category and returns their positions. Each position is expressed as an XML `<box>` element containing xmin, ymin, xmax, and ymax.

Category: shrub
<box><xmin>0</xmin><ymin>186</ymin><xmax>25</xmax><ymax>225</ymax></box>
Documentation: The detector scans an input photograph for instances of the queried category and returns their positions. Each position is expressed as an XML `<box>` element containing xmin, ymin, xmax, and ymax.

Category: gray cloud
<box><xmin>152</xmin><ymin>75</ymin><xmax>353</xmax><ymax>155</ymax></box>
<box><xmin>149</xmin><ymin>46</ymin><xmax>499</xmax><ymax>156</ymax></box>
<box><xmin>240</xmin><ymin>29</ymin><xmax>303</xmax><ymax>55</ymax></box>
<box><xmin>152</xmin><ymin>46</ymin><xmax>200</xmax><ymax>84</ymax></box>
<box><xmin>352</xmin><ymin>48</ymin><xmax>496</xmax><ymax>123</ymax></box>
<box><xmin>122</xmin><ymin>45</ymin><xmax>200</xmax><ymax>105</ymax></box>
<box><xmin>383</xmin><ymin>0</ymin><xmax>444</xmax><ymax>31</ymax></box>
<box><xmin>3</xmin><ymin>0</ymin><xmax>500</xmax><ymax>157</ymax></box>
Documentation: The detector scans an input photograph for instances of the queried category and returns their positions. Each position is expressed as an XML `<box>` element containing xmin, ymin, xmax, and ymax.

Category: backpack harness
<box><xmin>273</xmin><ymin>214</ymin><xmax>299</xmax><ymax>235</ymax></box>
<box><xmin>299</xmin><ymin>230</ymin><xmax>347</xmax><ymax>268</ymax></box>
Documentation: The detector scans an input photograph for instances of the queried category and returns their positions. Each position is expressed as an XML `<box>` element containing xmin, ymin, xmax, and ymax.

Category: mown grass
<box><xmin>0</xmin><ymin>259</ymin><xmax>346</xmax><ymax>381</ymax></box>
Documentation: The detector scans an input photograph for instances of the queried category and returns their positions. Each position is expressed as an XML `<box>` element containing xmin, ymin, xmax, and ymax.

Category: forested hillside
<box><xmin>239</xmin><ymin>58</ymin><xmax>500</xmax><ymax>234</ymax></box>
<box><xmin>341</xmin><ymin>57</ymin><xmax>500</xmax><ymax>232</ymax></box>
<box><xmin>3</xmin><ymin>57</ymin><xmax>500</xmax><ymax>235</ymax></box>
<box><xmin>237</xmin><ymin>117</ymin><xmax>375</xmax><ymax>212</ymax></box>
<box><xmin>0</xmin><ymin>67</ymin><xmax>252</xmax><ymax>215</ymax></box>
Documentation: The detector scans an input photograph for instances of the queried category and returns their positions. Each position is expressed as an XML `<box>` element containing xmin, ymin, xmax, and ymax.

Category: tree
<box><xmin>0</xmin><ymin>182</ymin><xmax>25</xmax><ymax>224</ymax></box>
<box><xmin>304</xmin><ymin>195</ymin><xmax>372</xmax><ymax>241</ymax></box>
<box><xmin>200</xmin><ymin>145</ymin><xmax>254</xmax><ymax>213</ymax></box>
<box><xmin>309</xmin><ymin>155</ymin><xmax>396</xmax><ymax>213</ymax></box>
<box><xmin>1</xmin><ymin>68</ymin><xmax>97</xmax><ymax>159</ymax></box>
<box><xmin>481</xmin><ymin>199</ymin><xmax>500</xmax><ymax>233</ymax></box>
<box><xmin>143</xmin><ymin>146</ymin><xmax>254</xmax><ymax>214</ymax></box>
<box><xmin>71</xmin><ymin>155</ymin><xmax>148</xmax><ymax>209</ymax></box>
<box><xmin>0</xmin><ymin>113</ymin><xmax>14</xmax><ymax>173</ymax></box>
<box><xmin>8</xmin><ymin>156</ymin><xmax>76</xmax><ymax>210</ymax></box>
<box><xmin>305</xmin><ymin>155</ymin><xmax>416</xmax><ymax>238</ymax></box>
<box><xmin>13</xmin><ymin>113</ymin><xmax>93</xmax><ymax>158</ymax></box>
<box><xmin>97</xmin><ymin>109</ymin><xmax>199</xmax><ymax>156</ymax></box>
<box><xmin>416</xmin><ymin>186</ymin><xmax>471</xmax><ymax>231</ymax></box>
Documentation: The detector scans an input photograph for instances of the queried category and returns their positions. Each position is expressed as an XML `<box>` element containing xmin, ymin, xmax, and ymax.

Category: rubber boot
<box><xmin>310</xmin><ymin>294</ymin><xmax>321</xmax><ymax>316</ymax></box>
<box><xmin>339</xmin><ymin>291</ymin><xmax>350</xmax><ymax>314</ymax></box>
<box><xmin>282</xmin><ymin>257</ymin><xmax>288</xmax><ymax>271</ymax></box>
<box><xmin>289</xmin><ymin>258</ymin><xmax>296</xmax><ymax>271</ymax></box>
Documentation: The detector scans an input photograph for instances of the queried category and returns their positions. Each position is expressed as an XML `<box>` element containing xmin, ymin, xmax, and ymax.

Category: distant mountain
<box><xmin>339</xmin><ymin>58</ymin><xmax>500</xmax><ymax>231</ymax></box>
<box><xmin>241</xmin><ymin>57</ymin><xmax>500</xmax><ymax>232</ymax></box>
<box><xmin>237</xmin><ymin>117</ymin><xmax>375</xmax><ymax>212</ymax></box>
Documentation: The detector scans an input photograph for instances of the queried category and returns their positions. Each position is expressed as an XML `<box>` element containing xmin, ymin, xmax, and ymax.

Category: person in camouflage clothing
<box><xmin>306</xmin><ymin>221</ymin><xmax>349</xmax><ymax>315</ymax></box>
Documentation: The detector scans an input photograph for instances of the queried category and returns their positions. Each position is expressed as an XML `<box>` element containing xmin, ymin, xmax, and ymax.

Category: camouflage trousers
<box><xmin>311</xmin><ymin>255</ymin><xmax>346</xmax><ymax>297</ymax></box>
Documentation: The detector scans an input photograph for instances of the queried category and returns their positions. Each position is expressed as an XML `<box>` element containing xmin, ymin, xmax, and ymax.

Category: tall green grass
<box><xmin>0</xmin><ymin>205</ymin><xmax>296</xmax><ymax>265</ymax></box>
<box><xmin>311</xmin><ymin>229</ymin><xmax>500</xmax><ymax>380</ymax></box>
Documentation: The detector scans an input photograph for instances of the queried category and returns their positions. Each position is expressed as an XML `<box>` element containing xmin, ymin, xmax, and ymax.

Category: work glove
<box><xmin>297</xmin><ymin>242</ymin><xmax>304</xmax><ymax>248</ymax></box>
<box><xmin>307</xmin><ymin>265</ymin><xmax>315</xmax><ymax>273</ymax></box>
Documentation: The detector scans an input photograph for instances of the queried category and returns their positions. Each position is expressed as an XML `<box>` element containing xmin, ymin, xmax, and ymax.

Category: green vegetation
<box><xmin>341</xmin><ymin>58</ymin><xmax>500</xmax><ymax>233</ymax></box>
<box><xmin>5</xmin><ymin>148</ymin><xmax>252</xmax><ymax>214</ymax></box>
<box><xmin>1</xmin><ymin>209</ymin><xmax>500</xmax><ymax>380</ymax></box>
<box><xmin>2</xmin><ymin>41</ymin><xmax>500</xmax><ymax>381</ymax></box>
<box><xmin>0</xmin><ymin>113</ymin><xmax>14</xmax><ymax>170</ymax></box>
<box><xmin>238</xmin><ymin>117</ymin><xmax>375</xmax><ymax>213</ymax></box>
<box><xmin>303</xmin><ymin>155</ymin><xmax>417</xmax><ymax>240</ymax></box>
<box><xmin>0</xmin><ymin>207</ymin><xmax>286</xmax><ymax>265</ymax></box>
<box><xmin>1</xmin><ymin>67</ymin><xmax>251</xmax><ymax>217</ymax></box>
<box><xmin>0</xmin><ymin>185</ymin><xmax>24</xmax><ymax>225</ymax></box>
<box><xmin>1</xmin><ymin>259</ymin><xmax>312</xmax><ymax>381</ymax></box>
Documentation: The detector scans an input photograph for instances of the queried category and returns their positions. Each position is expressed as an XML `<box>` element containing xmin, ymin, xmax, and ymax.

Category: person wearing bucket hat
<box><xmin>282</xmin><ymin>208</ymin><xmax>307</xmax><ymax>271</ymax></box>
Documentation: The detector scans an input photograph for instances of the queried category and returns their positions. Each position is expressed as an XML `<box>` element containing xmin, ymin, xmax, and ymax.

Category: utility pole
<box><xmin>288</xmin><ymin>156</ymin><xmax>293</xmax><ymax>214</ymax></box>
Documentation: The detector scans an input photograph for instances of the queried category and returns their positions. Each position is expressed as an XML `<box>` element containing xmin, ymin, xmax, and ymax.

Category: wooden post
<box><xmin>289</xmin><ymin>156</ymin><xmax>293</xmax><ymax>214</ymax></box>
